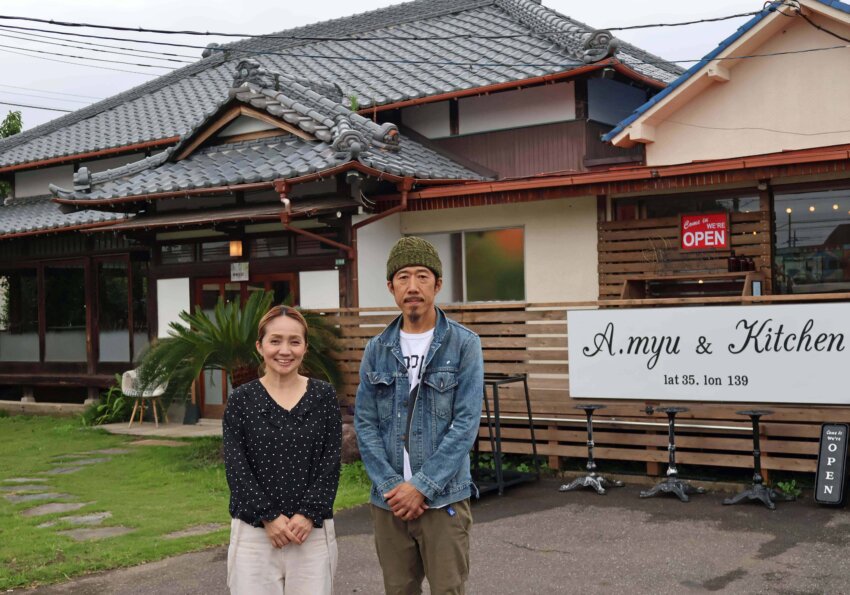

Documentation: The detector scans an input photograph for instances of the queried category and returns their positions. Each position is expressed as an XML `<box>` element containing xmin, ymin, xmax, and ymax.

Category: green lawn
<box><xmin>0</xmin><ymin>415</ymin><xmax>370</xmax><ymax>590</ymax></box>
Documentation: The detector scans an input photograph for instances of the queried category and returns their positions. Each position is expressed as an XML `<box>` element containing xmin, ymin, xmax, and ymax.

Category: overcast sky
<box><xmin>0</xmin><ymin>0</ymin><xmax>765</xmax><ymax>130</ymax></box>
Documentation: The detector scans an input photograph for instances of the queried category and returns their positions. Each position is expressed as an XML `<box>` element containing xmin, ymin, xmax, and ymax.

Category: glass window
<box><xmin>295</xmin><ymin>230</ymin><xmax>341</xmax><ymax>256</ymax></box>
<box><xmin>98</xmin><ymin>261</ymin><xmax>130</xmax><ymax>362</ymax></box>
<box><xmin>161</xmin><ymin>243</ymin><xmax>195</xmax><ymax>264</ymax></box>
<box><xmin>45</xmin><ymin>264</ymin><xmax>86</xmax><ymax>362</ymax></box>
<box><xmin>251</xmin><ymin>236</ymin><xmax>290</xmax><ymax>258</ymax></box>
<box><xmin>0</xmin><ymin>269</ymin><xmax>39</xmax><ymax>362</ymax></box>
<box><xmin>465</xmin><ymin>229</ymin><xmax>525</xmax><ymax>302</ymax></box>
<box><xmin>774</xmin><ymin>188</ymin><xmax>850</xmax><ymax>294</ymax></box>
<box><xmin>421</xmin><ymin>228</ymin><xmax>525</xmax><ymax>303</ymax></box>
<box><xmin>201</xmin><ymin>241</ymin><xmax>230</xmax><ymax>262</ymax></box>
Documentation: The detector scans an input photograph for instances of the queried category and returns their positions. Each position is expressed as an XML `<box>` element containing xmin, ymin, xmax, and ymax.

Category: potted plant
<box><xmin>137</xmin><ymin>290</ymin><xmax>342</xmax><ymax>423</ymax></box>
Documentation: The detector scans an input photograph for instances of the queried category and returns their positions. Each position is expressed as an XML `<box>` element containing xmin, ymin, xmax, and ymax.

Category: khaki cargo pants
<box><xmin>370</xmin><ymin>499</ymin><xmax>472</xmax><ymax>595</ymax></box>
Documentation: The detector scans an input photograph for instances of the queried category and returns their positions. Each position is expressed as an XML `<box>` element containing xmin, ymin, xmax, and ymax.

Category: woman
<box><xmin>224</xmin><ymin>305</ymin><xmax>342</xmax><ymax>595</ymax></box>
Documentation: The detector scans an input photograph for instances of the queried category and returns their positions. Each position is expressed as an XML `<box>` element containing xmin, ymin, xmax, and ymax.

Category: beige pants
<box><xmin>371</xmin><ymin>500</ymin><xmax>472</xmax><ymax>595</ymax></box>
<box><xmin>227</xmin><ymin>518</ymin><xmax>337</xmax><ymax>595</ymax></box>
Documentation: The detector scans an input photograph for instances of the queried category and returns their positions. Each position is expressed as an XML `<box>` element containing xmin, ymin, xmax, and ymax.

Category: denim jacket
<box><xmin>354</xmin><ymin>307</ymin><xmax>484</xmax><ymax>510</ymax></box>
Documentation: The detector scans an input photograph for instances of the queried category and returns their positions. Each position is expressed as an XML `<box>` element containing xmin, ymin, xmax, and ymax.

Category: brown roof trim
<box><xmin>0</xmin><ymin>137</ymin><xmax>180</xmax><ymax>175</ymax></box>
<box><xmin>358</xmin><ymin>63</ymin><xmax>613</xmax><ymax>115</ymax></box>
<box><xmin>407</xmin><ymin>144</ymin><xmax>850</xmax><ymax>199</ymax></box>
<box><xmin>0</xmin><ymin>219</ymin><xmax>126</xmax><ymax>241</ymax></box>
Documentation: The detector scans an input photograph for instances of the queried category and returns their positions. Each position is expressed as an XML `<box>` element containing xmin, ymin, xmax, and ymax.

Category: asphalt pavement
<box><xmin>24</xmin><ymin>476</ymin><xmax>850</xmax><ymax>594</ymax></box>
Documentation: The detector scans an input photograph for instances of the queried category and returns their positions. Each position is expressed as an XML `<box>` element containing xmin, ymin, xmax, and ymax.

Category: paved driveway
<box><xmin>26</xmin><ymin>478</ymin><xmax>850</xmax><ymax>594</ymax></box>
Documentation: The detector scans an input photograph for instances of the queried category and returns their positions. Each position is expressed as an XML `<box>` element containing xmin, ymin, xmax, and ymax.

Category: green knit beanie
<box><xmin>386</xmin><ymin>236</ymin><xmax>443</xmax><ymax>281</ymax></box>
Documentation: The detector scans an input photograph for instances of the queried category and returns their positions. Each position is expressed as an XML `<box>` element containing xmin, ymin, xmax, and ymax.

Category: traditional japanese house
<box><xmin>0</xmin><ymin>0</ymin><xmax>680</xmax><ymax>414</ymax></box>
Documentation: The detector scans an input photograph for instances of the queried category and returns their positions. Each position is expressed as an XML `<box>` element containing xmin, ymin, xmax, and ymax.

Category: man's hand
<box><xmin>288</xmin><ymin>514</ymin><xmax>314</xmax><ymax>544</ymax></box>
<box><xmin>384</xmin><ymin>482</ymin><xmax>428</xmax><ymax>521</ymax></box>
<box><xmin>262</xmin><ymin>515</ymin><xmax>298</xmax><ymax>548</ymax></box>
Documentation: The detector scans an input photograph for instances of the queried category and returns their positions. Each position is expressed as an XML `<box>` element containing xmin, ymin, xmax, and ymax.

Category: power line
<box><xmin>0</xmin><ymin>30</ymin><xmax>195</xmax><ymax>64</ymax></box>
<box><xmin>0</xmin><ymin>100</ymin><xmax>71</xmax><ymax>112</ymax></box>
<box><xmin>605</xmin><ymin>10</ymin><xmax>762</xmax><ymax>31</ymax></box>
<box><xmin>0</xmin><ymin>23</ymin><xmax>209</xmax><ymax>50</ymax></box>
<box><xmin>0</xmin><ymin>41</ymin><xmax>177</xmax><ymax>69</ymax></box>
<box><xmin>0</xmin><ymin>83</ymin><xmax>103</xmax><ymax>100</ymax></box>
<box><xmin>0</xmin><ymin>47</ymin><xmax>161</xmax><ymax>76</ymax></box>
<box><xmin>0</xmin><ymin>9</ymin><xmax>771</xmax><ymax>42</ymax></box>
<box><xmin>668</xmin><ymin>119</ymin><xmax>850</xmax><ymax>137</ymax></box>
<box><xmin>0</xmin><ymin>88</ymin><xmax>93</xmax><ymax>104</ymax></box>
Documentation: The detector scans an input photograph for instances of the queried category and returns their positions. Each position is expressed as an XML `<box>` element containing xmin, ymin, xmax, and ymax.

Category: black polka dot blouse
<box><xmin>223</xmin><ymin>377</ymin><xmax>342</xmax><ymax>528</ymax></box>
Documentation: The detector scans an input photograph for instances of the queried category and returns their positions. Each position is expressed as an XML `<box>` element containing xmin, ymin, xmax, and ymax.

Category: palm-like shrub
<box><xmin>137</xmin><ymin>291</ymin><xmax>342</xmax><ymax>403</ymax></box>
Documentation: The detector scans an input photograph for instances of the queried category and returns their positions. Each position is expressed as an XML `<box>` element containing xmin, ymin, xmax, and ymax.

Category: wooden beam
<box><xmin>175</xmin><ymin>104</ymin><xmax>313</xmax><ymax>161</ymax></box>
<box><xmin>628</xmin><ymin>123</ymin><xmax>655</xmax><ymax>144</ymax></box>
<box><xmin>706</xmin><ymin>65</ymin><xmax>731</xmax><ymax>83</ymax></box>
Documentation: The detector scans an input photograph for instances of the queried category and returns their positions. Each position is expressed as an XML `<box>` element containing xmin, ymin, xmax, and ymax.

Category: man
<box><xmin>354</xmin><ymin>236</ymin><xmax>484</xmax><ymax>595</ymax></box>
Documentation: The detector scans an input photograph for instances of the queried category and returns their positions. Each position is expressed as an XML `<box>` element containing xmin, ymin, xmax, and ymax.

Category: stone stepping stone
<box><xmin>3</xmin><ymin>477</ymin><xmax>48</xmax><ymax>483</ymax></box>
<box><xmin>22</xmin><ymin>502</ymin><xmax>92</xmax><ymax>517</ymax></box>
<box><xmin>38</xmin><ymin>511</ymin><xmax>112</xmax><ymax>529</ymax></box>
<box><xmin>0</xmin><ymin>484</ymin><xmax>50</xmax><ymax>492</ymax></box>
<box><xmin>41</xmin><ymin>467</ymin><xmax>85</xmax><ymax>476</ymax></box>
<box><xmin>163</xmin><ymin>523</ymin><xmax>227</xmax><ymax>539</ymax></box>
<box><xmin>51</xmin><ymin>453</ymin><xmax>94</xmax><ymax>460</ymax></box>
<box><xmin>58</xmin><ymin>526</ymin><xmax>134</xmax><ymax>541</ymax></box>
<box><xmin>87</xmin><ymin>448</ymin><xmax>131</xmax><ymax>455</ymax></box>
<box><xmin>6</xmin><ymin>492</ymin><xmax>72</xmax><ymax>504</ymax></box>
<box><xmin>130</xmin><ymin>439</ymin><xmax>188</xmax><ymax>447</ymax></box>
<box><xmin>54</xmin><ymin>457</ymin><xmax>111</xmax><ymax>467</ymax></box>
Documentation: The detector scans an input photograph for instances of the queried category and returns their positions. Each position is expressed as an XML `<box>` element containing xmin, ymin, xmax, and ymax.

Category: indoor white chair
<box><xmin>122</xmin><ymin>369</ymin><xmax>168</xmax><ymax>428</ymax></box>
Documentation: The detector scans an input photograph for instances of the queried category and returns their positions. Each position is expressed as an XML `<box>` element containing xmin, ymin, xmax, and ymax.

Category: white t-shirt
<box><xmin>400</xmin><ymin>328</ymin><xmax>434</xmax><ymax>481</ymax></box>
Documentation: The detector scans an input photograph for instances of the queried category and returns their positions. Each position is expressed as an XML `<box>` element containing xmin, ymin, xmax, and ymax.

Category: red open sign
<box><xmin>680</xmin><ymin>213</ymin><xmax>729</xmax><ymax>251</ymax></box>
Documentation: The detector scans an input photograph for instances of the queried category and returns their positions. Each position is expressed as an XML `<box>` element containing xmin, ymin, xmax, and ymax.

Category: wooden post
<box><xmin>548</xmin><ymin>424</ymin><xmax>560</xmax><ymax>471</ymax></box>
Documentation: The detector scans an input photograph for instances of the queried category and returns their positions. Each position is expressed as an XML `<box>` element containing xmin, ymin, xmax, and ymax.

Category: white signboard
<box><xmin>568</xmin><ymin>303</ymin><xmax>850</xmax><ymax>404</ymax></box>
<box><xmin>230</xmin><ymin>262</ymin><xmax>249</xmax><ymax>282</ymax></box>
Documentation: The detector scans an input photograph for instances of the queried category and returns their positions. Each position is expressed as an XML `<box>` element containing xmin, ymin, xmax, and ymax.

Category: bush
<box><xmin>339</xmin><ymin>460</ymin><xmax>371</xmax><ymax>489</ymax></box>
<box><xmin>0</xmin><ymin>409</ymin><xmax>9</xmax><ymax>419</ymax></box>
<box><xmin>80</xmin><ymin>375</ymin><xmax>133</xmax><ymax>426</ymax></box>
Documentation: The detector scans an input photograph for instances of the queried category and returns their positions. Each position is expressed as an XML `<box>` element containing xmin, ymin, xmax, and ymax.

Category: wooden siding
<box><xmin>319</xmin><ymin>298</ymin><xmax>848</xmax><ymax>477</ymax></box>
<box><xmin>598</xmin><ymin>212</ymin><xmax>772</xmax><ymax>300</ymax></box>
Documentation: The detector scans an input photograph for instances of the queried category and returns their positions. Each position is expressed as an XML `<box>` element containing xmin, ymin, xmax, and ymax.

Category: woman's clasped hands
<box><xmin>262</xmin><ymin>514</ymin><xmax>313</xmax><ymax>548</ymax></box>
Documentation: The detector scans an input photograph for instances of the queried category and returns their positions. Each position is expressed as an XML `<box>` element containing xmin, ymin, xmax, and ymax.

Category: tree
<box><xmin>0</xmin><ymin>110</ymin><xmax>22</xmax><ymax>138</ymax></box>
<box><xmin>0</xmin><ymin>110</ymin><xmax>23</xmax><ymax>200</ymax></box>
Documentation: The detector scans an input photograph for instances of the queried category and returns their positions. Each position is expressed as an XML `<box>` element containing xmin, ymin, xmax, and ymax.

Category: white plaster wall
<box><xmin>420</xmin><ymin>232</ymin><xmax>458</xmax><ymax>304</ymax></box>
<box><xmin>299</xmin><ymin>270</ymin><xmax>340</xmax><ymax>309</ymax></box>
<box><xmin>400</xmin><ymin>101</ymin><xmax>451</xmax><ymax>139</ymax></box>
<box><xmin>14</xmin><ymin>165</ymin><xmax>73</xmax><ymax>198</ymax></box>
<box><xmin>45</xmin><ymin>331</ymin><xmax>86</xmax><ymax>361</ymax></box>
<box><xmin>219</xmin><ymin>115</ymin><xmax>276</xmax><ymax>137</ymax></box>
<box><xmin>458</xmin><ymin>82</ymin><xmax>576</xmax><ymax>135</ymax></box>
<box><xmin>399</xmin><ymin>197</ymin><xmax>598</xmax><ymax>303</ymax></box>
<box><xmin>99</xmin><ymin>331</ymin><xmax>131</xmax><ymax>362</ymax></box>
<box><xmin>157</xmin><ymin>278</ymin><xmax>191</xmax><ymax>338</ymax></box>
<box><xmin>81</xmin><ymin>153</ymin><xmax>145</xmax><ymax>174</ymax></box>
<box><xmin>355</xmin><ymin>212</ymin><xmax>401</xmax><ymax>307</ymax></box>
<box><xmin>646</xmin><ymin>14</ymin><xmax>850</xmax><ymax>166</ymax></box>
<box><xmin>0</xmin><ymin>333</ymin><xmax>39</xmax><ymax>361</ymax></box>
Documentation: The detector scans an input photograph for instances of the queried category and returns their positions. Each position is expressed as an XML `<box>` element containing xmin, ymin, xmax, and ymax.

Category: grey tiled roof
<box><xmin>50</xmin><ymin>132</ymin><xmax>481</xmax><ymax>202</ymax></box>
<box><xmin>50</xmin><ymin>60</ymin><xmax>483</xmax><ymax>202</ymax></box>
<box><xmin>0</xmin><ymin>0</ymin><xmax>682</xmax><ymax>169</ymax></box>
<box><xmin>0</xmin><ymin>195</ymin><xmax>128</xmax><ymax>236</ymax></box>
